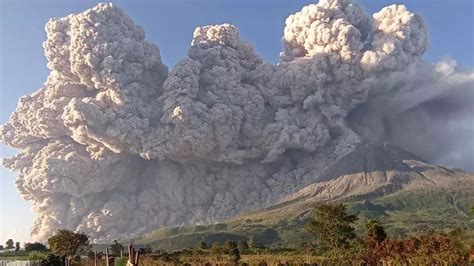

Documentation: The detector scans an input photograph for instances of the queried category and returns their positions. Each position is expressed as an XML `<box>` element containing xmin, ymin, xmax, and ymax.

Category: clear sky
<box><xmin>0</xmin><ymin>0</ymin><xmax>473</xmax><ymax>243</ymax></box>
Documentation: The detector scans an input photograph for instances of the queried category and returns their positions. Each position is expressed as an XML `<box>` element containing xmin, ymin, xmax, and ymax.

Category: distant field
<box><xmin>0</xmin><ymin>250</ymin><xmax>48</xmax><ymax>261</ymax></box>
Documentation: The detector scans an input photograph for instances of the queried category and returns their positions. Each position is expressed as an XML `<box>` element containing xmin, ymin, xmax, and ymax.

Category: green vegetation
<box><xmin>27</xmin><ymin>251</ymin><xmax>49</xmax><ymax>261</ymax></box>
<box><xmin>2</xmin><ymin>201</ymin><xmax>472</xmax><ymax>264</ymax></box>
<box><xmin>1</xmin><ymin>179</ymin><xmax>473</xmax><ymax>265</ymax></box>
<box><xmin>0</xmin><ymin>250</ymin><xmax>50</xmax><ymax>262</ymax></box>
<box><xmin>128</xmin><ymin>201</ymin><xmax>473</xmax><ymax>264</ymax></box>
<box><xmin>24</xmin><ymin>242</ymin><xmax>48</xmax><ymax>252</ymax></box>
<box><xmin>0</xmin><ymin>239</ymin><xmax>48</xmax><ymax>261</ymax></box>
<box><xmin>306</xmin><ymin>203</ymin><xmax>358</xmax><ymax>253</ymax></box>
<box><xmin>47</xmin><ymin>229</ymin><xmax>90</xmax><ymax>265</ymax></box>
<box><xmin>132</xmin><ymin>188</ymin><xmax>473</xmax><ymax>252</ymax></box>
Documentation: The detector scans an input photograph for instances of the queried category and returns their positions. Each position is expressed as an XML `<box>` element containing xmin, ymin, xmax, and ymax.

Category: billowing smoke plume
<box><xmin>1</xmin><ymin>0</ymin><xmax>472</xmax><ymax>241</ymax></box>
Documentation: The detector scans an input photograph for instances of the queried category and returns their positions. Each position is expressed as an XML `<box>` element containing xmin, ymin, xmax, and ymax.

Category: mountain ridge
<box><xmin>136</xmin><ymin>143</ymin><xmax>474</xmax><ymax>250</ymax></box>
<box><xmin>280</xmin><ymin>143</ymin><xmax>468</xmax><ymax>204</ymax></box>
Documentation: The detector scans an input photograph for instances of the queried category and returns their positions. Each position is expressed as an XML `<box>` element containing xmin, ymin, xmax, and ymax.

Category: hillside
<box><xmin>136</xmin><ymin>144</ymin><xmax>474</xmax><ymax>250</ymax></box>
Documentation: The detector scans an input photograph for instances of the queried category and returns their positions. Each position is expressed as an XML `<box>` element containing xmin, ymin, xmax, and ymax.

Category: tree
<box><xmin>0</xmin><ymin>245</ymin><xmax>3</xmax><ymax>250</ymax></box>
<box><xmin>5</xmin><ymin>239</ymin><xmax>14</xmax><ymax>249</ymax></box>
<box><xmin>237</xmin><ymin>240</ymin><xmax>250</xmax><ymax>254</ymax></box>
<box><xmin>48</xmin><ymin>229</ymin><xmax>89</xmax><ymax>265</ymax></box>
<box><xmin>224</xmin><ymin>240</ymin><xmax>237</xmax><ymax>253</ymax></box>
<box><xmin>41</xmin><ymin>253</ymin><xmax>62</xmax><ymax>266</ymax></box>
<box><xmin>110</xmin><ymin>240</ymin><xmax>124</xmax><ymax>255</ymax></box>
<box><xmin>305</xmin><ymin>203</ymin><xmax>358</xmax><ymax>252</ymax></box>
<box><xmin>361</xmin><ymin>219</ymin><xmax>387</xmax><ymax>264</ymax></box>
<box><xmin>15</xmin><ymin>242</ymin><xmax>20</xmax><ymax>252</ymax></box>
<box><xmin>229</xmin><ymin>248</ymin><xmax>241</xmax><ymax>263</ymax></box>
<box><xmin>365</xmin><ymin>219</ymin><xmax>387</xmax><ymax>246</ymax></box>
<box><xmin>24</xmin><ymin>242</ymin><xmax>48</xmax><ymax>252</ymax></box>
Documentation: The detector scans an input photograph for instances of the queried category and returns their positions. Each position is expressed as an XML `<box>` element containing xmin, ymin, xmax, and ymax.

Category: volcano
<box><xmin>137</xmin><ymin>143</ymin><xmax>474</xmax><ymax>249</ymax></box>
<box><xmin>280</xmin><ymin>143</ymin><xmax>472</xmax><ymax>204</ymax></box>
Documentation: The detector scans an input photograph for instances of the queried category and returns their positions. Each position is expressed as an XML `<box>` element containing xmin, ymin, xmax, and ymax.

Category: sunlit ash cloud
<box><xmin>1</xmin><ymin>0</ymin><xmax>472</xmax><ymax>242</ymax></box>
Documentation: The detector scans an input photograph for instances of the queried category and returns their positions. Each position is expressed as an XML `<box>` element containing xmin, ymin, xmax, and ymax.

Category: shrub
<box><xmin>28</xmin><ymin>251</ymin><xmax>48</xmax><ymax>261</ymax></box>
<box><xmin>224</xmin><ymin>240</ymin><xmax>237</xmax><ymax>253</ymax></box>
<box><xmin>115</xmin><ymin>257</ymin><xmax>127</xmax><ymax>266</ymax></box>
<box><xmin>210</xmin><ymin>243</ymin><xmax>223</xmax><ymax>255</ymax></box>
<box><xmin>40</xmin><ymin>253</ymin><xmax>61</xmax><ymax>266</ymax></box>
<box><xmin>24</xmin><ymin>242</ymin><xmax>48</xmax><ymax>252</ymax></box>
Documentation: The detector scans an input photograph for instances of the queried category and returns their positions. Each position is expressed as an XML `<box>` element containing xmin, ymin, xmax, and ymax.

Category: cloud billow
<box><xmin>1</xmin><ymin>0</ymin><xmax>472</xmax><ymax>241</ymax></box>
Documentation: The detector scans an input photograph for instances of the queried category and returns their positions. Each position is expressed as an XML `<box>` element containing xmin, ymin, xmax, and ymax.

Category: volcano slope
<box><xmin>137</xmin><ymin>143</ymin><xmax>474</xmax><ymax>250</ymax></box>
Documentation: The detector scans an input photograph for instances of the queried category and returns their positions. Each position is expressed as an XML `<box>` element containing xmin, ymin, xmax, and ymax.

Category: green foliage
<box><xmin>351</xmin><ymin>190</ymin><xmax>474</xmax><ymax>236</ymax></box>
<box><xmin>115</xmin><ymin>257</ymin><xmax>127</xmax><ymax>266</ymax></box>
<box><xmin>361</xmin><ymin>219</ymin><xmax>387</xmax><ymax>264</ymax></box>
<box><xmin>0</xmin><ymin>250</ymin><xmax>29</xmax><ymax>259</ymax></box>
<box><xmin>27</xmin><ymin>251</ymin><xmax>49</xmax><ymax>261</ymax></box>
<box><xmin>41</xmin><ymin>253</ymin><xmax>61</xmax><ymax>266</ymax></box>
<box><xmin>132</xmin><ymin>186</ymin><xmax>473</xmax><ymax>253</ymax></box>
<box><xmin>47</xmin><ymin>229</ymin><xmax>89</xmax><ymax>258</ymax></box>
<box><xmin>24</xmin><ymin>242</ymin><xmax>48</xmax><ymax>252</ymax></box>
<box><xmin>229</xmin><ymin>248</ymin><xmax>240</xmax><ymax>263</ymax></box>
<box><xmin>237</xmin><ymin>240</ymin><xmax>250</xmax><ymax>254</ymax></box>
<box><xmin>210</xmin><ymin>242</ymin><xmax>223</xmax><ymax>255</ymax></box>
<box><xmin>224</xmin><ymin>240</ymin><xmax>237</xmax><ymax>252</ymax></box>
<box><xmin>14</xmin><ymin>242</ymin><xmax>20</xmax><ymax>252</ymax></box>
<box><xmin>365</xmin><ymin>219</ymin><xmax>387</xmax><ymax>244</ymax></box>
<box><xmin>305</xmin><ymin>203</ymin><xmax>358</xmax><ymax>252</ymax></box>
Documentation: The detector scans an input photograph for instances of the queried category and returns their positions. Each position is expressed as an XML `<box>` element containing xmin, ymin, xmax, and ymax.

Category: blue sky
<box><xmin>0</xmin><ymin>0</ymin><xmax>472</xmax><ymax>243</ymax></box>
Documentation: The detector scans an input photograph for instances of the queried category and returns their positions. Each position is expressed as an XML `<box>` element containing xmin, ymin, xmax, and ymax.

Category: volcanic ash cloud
<box><xmin>1</xmin><ymin>0</ymin><xmax>473</xmax><ymax>241</ymax></box>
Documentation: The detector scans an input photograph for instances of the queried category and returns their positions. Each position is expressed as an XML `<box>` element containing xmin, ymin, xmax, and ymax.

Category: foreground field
<box><xmin>74</xmin><ymin>254</ymin><xmax>324</xmax><ymax>266</ymax></box>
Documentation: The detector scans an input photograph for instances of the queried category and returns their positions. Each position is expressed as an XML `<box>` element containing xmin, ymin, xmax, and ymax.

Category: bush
<box><xmin>28</xmin><ymin>251</ymin><xmax>48</xmax><ymax>261</ymax></box>
<box><xmin>47</xmin><ymin>229</ymin><xmax>89</xmax><ymax>258</ymax></box>
<box><xmin>224</xmin><ymin>240</ymin><xmax>237</xmax><ymax>253</ymax></box>
<box><xmin>24</xmin><ymin>242</ymin><xmax>48</xmax><ymax>252</ymax></box>
<box><xmin>210</xmin><ymin>243</ymin><xmax>223</xmax><ymax>255</ymax></box>
<box><xmin>41</xmin><ymin>253</ymin><xmax>61</xmax><ymax>266</ymax></box>
<box><xmin>229</xmin><ymin>248</ymin><xmax>241</xmax><ymax>263</ymax></box>
<box><xmin>115</xmin><ymin>257</ymin><xmax>127</xmax><ymax>266</ymax></box>
<box><xmin>238</xmin><ymin>240</ymin><xmax>250</xmax><ymax>254</ymax></box>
